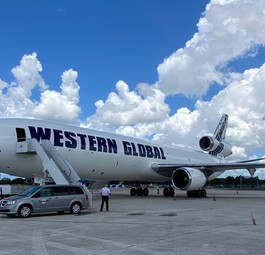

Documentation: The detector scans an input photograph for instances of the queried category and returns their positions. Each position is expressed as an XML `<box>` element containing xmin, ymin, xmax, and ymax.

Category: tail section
<box><xmin>199</xmin><ymin>114</ymin><xmax>232</xmax><ymax>158</ymax></box>
<box><xmin>213</xmin><ymin>113</ymin><xmax>228</xmax><ymax>142</ymax></box>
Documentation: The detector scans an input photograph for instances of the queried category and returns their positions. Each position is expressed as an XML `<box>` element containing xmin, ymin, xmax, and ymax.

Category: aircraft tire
<box><xmin>130</xmin><ymin>188</ymin><xmax>137</xmax><ymax>196</ymax></box>
<box><xmin>137</xmin><ymin>187</ymin><xmax>143</xmax><ymax>196</ymax></box>
<box><xmin>187</xmin><ymin>191</ymin><xmax>193</xmax><ymax>197</ymax></box>
<box><xmin>187</xmin><ymin>189</ymin><xmax>207</xmax><ymax>198</ymax></box>
<box><xmin>169</xmin><ymin>188</ymin><xmax>174</xmax><ymax>197</ymax></box>
<box><xmin>18</xmin><ymin>204</ymin><xmax>32</xmax><ymax>218</ymax></box>
<box><xmin>194</xmin><ymin>190</ymin><xmax>201</xmax><ymax>198</ymax></box>
<box><xmin>163</xmin><ymin>187</ymin><xmax>170</xmax><ymax>197</ymax></box>
<box><xmin>201</xmin><ymin>189</ymin><xmax>207</xmax><ymax>197</ymax></box>
<box><xmin>143</xmin><ymin>188</ymin><xmax>149</xmax><ymax>196</ymax></box>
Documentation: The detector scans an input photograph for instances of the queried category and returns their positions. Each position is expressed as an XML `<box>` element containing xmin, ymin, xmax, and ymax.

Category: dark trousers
<box><xmin>100</xmin><ymin>196</ymin><xmax>109</xmax><ymax>211</ymax></box>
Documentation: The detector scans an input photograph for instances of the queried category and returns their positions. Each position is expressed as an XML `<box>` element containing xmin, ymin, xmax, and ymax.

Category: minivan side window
<box><xmin>54</xmin><ymin>187</ymin><xmax>69</xmax><ymax>196</ymax></box>
<box><xmin>38</xmin><ymin>188</ymin><xmax>53</xmax><ymax>197</ymax></box>
<box><xmin>69</xmin><ymin>187</ymin><xmax>83</xmax><ymax>195</ymax></box>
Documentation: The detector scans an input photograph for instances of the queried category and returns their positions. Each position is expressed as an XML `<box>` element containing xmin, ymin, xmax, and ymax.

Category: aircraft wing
<box><xmin>151</xmin><ymin>159</ymin><xmax>265</xmax><ymax>178</ymax></box>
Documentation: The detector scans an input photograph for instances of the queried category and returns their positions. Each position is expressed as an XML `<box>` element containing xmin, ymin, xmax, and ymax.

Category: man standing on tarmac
<box><xmin>100</xmin><ymin>184</ymin><xmax>111</xmax><ymax>211</ymax></box>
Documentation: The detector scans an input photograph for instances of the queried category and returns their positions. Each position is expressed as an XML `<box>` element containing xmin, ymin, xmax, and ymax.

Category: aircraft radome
<box><xmin>0</xmin><ymin>114</ymin><xmax>265</xmax><ymax>197</ymax></box>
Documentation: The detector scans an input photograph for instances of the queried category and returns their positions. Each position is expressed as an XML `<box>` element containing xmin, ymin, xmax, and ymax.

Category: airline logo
<box><xmin>28</xmin><ymin>126</ymin><xmax>166</xmax><ymax>160</ymax></box>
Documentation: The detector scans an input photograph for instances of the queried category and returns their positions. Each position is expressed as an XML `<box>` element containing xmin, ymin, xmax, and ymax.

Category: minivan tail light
<box><xmin>85</xmin><ymin>194</ymin><xmax>89</xmax><ymax>201</ymax></box>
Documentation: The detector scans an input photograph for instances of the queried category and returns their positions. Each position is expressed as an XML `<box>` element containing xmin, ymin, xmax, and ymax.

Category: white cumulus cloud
<box><xmin>0</xmin><ymin>53</ymin><xmax>81</xmax><ymax>123</ymax></box>
<box><xmin>157</xmin><ymin>0</ymin><xmax>265</xmax><ymax>97</ymax></box>
<box><xmin>83</xmin><ymin>80</ymin><xmax>169</xmax><ymax>134</ymax></box>
<box><xmin>32</xmin><ymin>69</ymin><xmax>80</xmax><ymax>123</ymax></box>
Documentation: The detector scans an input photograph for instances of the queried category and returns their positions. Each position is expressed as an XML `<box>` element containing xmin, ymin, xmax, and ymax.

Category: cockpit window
<box><xmin>16</xmin><ymin>128</ymin><xmax>26</xmax><ymax>142</ymax></box>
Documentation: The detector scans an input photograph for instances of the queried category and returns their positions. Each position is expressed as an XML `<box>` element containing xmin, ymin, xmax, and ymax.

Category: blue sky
<box><xmin>0</xmin><ymin>0</ymin><xmax>208</xmax><ymax>117</ymax></box>
<box><xmin>1</xmin><ymin>0</ymin><xmax>265</xmax><ymax>179</ymax></box>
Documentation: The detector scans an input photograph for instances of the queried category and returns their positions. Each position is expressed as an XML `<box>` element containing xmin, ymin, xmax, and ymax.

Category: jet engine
<box><xmin>199</xmin><ymin>136</ymin><xmax>232</xmax><ymax>158</ymax></box>
<box><xmin>171</xmin><ymin>167</ymin><xmax>207</xmax><ymax>191</ymax></box>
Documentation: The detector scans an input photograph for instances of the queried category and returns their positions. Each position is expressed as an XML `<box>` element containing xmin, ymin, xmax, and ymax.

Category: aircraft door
<box><xmin>16</xmin><ymin>128</ymin><xmax>26</xmax><ymax>142</ymax></box>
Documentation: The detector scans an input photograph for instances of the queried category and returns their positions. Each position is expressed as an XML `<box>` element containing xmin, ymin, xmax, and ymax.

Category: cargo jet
<box><xmin>0</xmin><ymin>114</ymin><xmax>265</xmax><ymax>197</ymax></box>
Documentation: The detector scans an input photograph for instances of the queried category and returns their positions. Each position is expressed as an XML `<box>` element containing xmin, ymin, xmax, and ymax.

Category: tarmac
<box><xmin>0</xmin><ymin>188</ymin><xmax>265</xmax><ymax>255</ymax></box>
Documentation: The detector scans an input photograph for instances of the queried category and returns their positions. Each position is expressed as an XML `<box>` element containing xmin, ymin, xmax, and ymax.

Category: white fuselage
<box><xmin>0</xmin><ymin>118</ymin><xmax>222</xmax><ymax>182</ymax></box>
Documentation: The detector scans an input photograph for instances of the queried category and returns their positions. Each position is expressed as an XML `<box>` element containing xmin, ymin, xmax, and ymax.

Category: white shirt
<box><xmin>100</xmin><ymin>187</ymin><xmax>110</xmax><ymax>196</ymax></box>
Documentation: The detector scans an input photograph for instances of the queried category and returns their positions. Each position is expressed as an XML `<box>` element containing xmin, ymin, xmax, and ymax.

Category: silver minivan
<box><xmin>0</xmin><ymin>184</ymin><xmax>91</xmax><ymax>218</ymax></box>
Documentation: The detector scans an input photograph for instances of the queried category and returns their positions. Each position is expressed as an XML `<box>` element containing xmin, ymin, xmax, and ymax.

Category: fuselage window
<box><xmin>16</xmin><ymin>128</ymin><xmax>26</xmax><ymax>142</ymax></box>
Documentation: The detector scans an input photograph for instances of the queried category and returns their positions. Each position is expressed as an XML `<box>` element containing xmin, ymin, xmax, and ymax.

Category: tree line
<box><xmin>1</xmin><ymin>176</ymin><xmax>265</xmax><ymax>189</ymax></box>
<box><xmin>0</xmin><ymin>178</ymin><xmax>32</xmax><ymax>185</ymax></box>
<box><xmin>207</xmin><ymin>176</ymin><xmax>265</xmax><ymax>189</ymax></box>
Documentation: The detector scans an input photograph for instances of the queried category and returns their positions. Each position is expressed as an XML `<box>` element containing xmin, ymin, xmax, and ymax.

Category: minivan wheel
<box><xmin>18</xmin><ymin>205</ymin><xmax>32</xmax><ymax>218</ymax></box>
<box><xmin>70</xmin><ymin>202</ymin><xmax>81</xmax><ymax>214</ymax></box>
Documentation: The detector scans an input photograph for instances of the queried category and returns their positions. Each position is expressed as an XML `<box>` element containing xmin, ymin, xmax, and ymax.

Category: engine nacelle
<box><xmin>199</xmin><ymin>136</ymin><xmax>232</xmax><ymax>158</ymax></box>
<box><xmin>171</xmin><ymin>167</ymin><xmax>207</xmax><ymax>191</ymax></box>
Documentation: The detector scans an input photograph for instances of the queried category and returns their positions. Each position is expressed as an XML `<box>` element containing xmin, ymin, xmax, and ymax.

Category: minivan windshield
<box><xmin>19</xmin><ymin>186</ymin><xmax>42</xmax><ymax>197</ymax></box>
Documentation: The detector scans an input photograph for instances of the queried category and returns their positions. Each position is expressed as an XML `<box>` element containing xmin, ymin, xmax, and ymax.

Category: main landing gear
<box><xmin>187</xmin><ymin>189</ymin><xmax>207</xmax><ymax>198</ymax></box>
<box><xmin>163</xmin><ymin>187</ymin><xmax>207</xmax><ymax>198</ymax></box>
<box><xmin>163</xmin><ymin>187</ymin><xmax>175</xmax><ymax>197</ymax></box>
<box><xmin>130</xmin><ymin>187</ymin><xmax>149</xmax><ymax>196</ymax></box>
<box><xmin>130</xmin><ymin>186</ymin><xmax>175</xmax><ymax>197</ymax></box>
<box><xmin>129</xmin><ymin>186</ymin><xmax>207</xmax><ymax>198</ymax></box>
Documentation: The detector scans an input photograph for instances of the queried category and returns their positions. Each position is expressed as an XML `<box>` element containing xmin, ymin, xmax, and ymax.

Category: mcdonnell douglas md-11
<box><xmin>0</xmin><ymin>114</ymin><xmax>265</xmax><ymax>197</ymax></box>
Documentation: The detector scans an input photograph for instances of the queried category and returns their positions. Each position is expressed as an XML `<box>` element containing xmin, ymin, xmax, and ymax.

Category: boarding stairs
<box><xmin>30</xmin><ymin>139</ymin><xmax>81</xmax><ymax>185</ymax></box>
<box><xmin>16</xmin><ymin>139</ymin><xmax>91</xmax><ymax>199</ymax></box>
